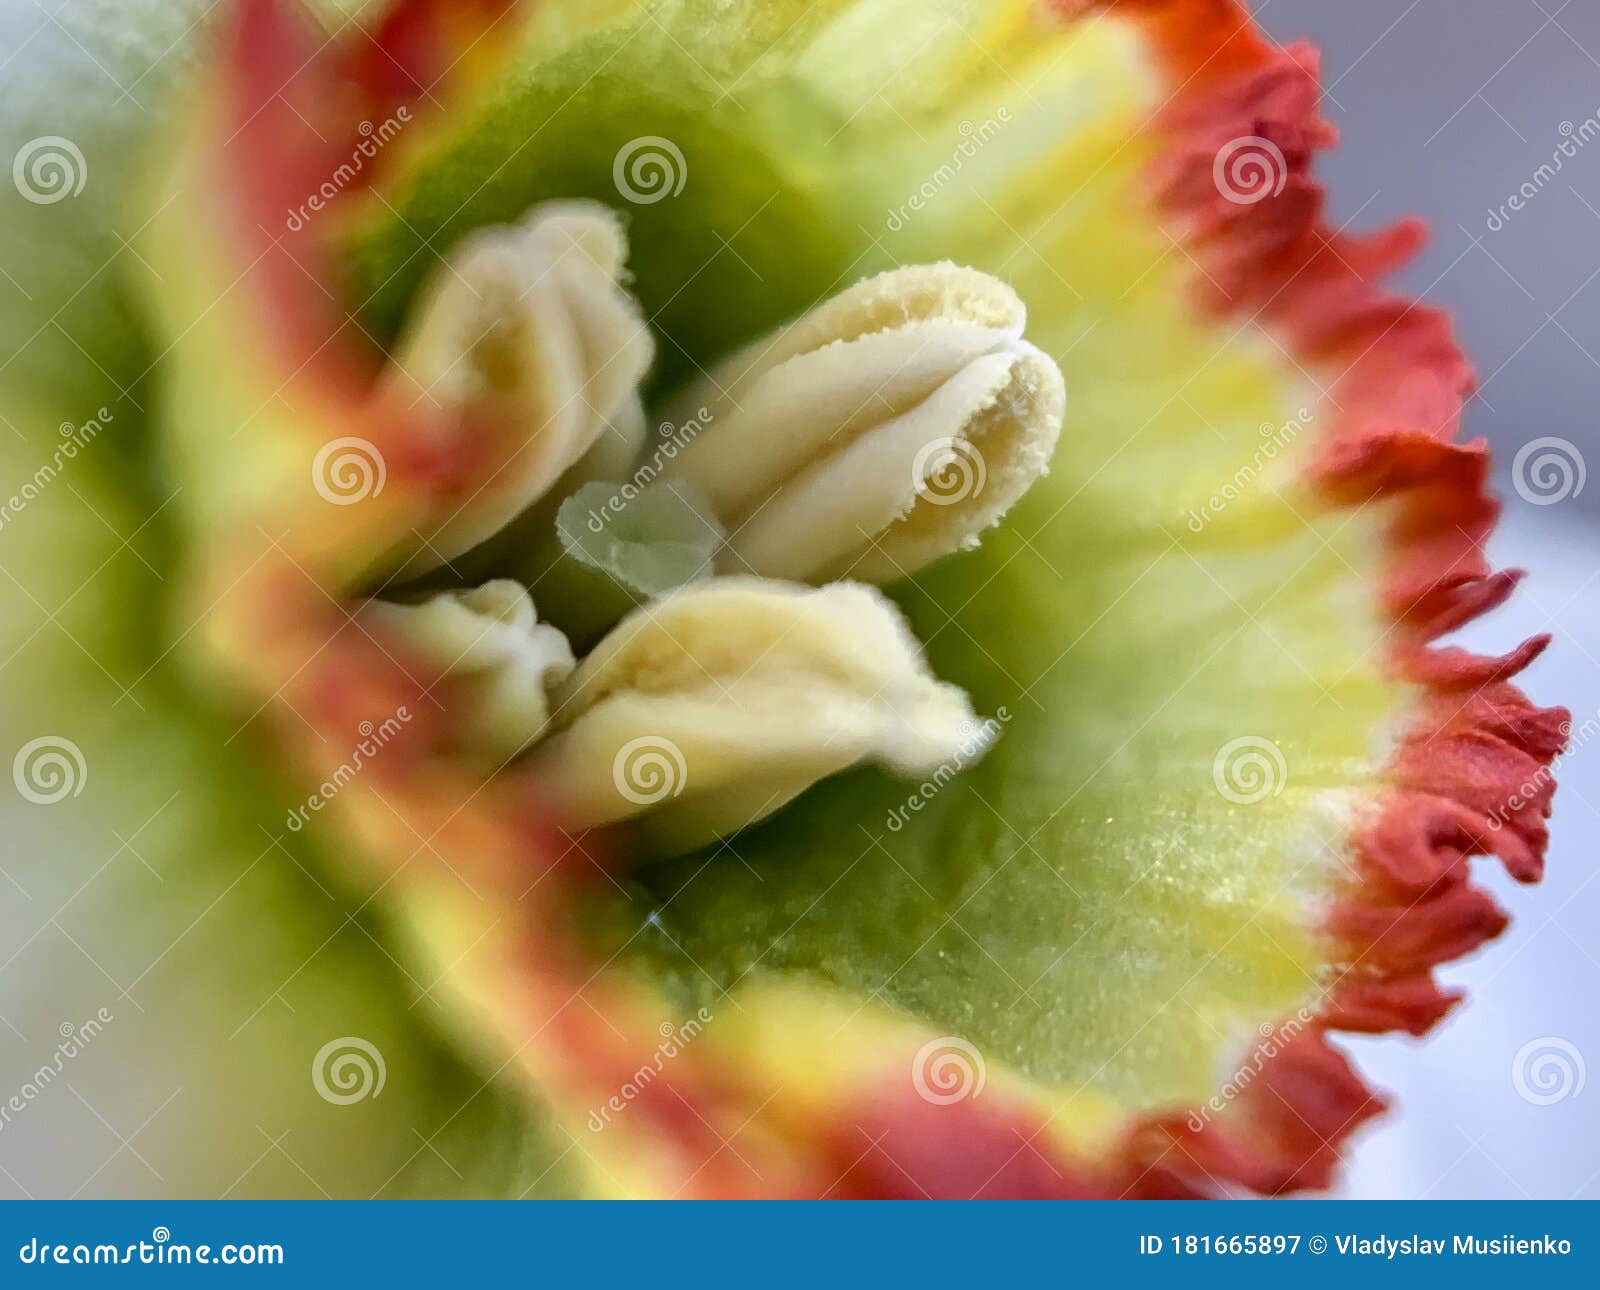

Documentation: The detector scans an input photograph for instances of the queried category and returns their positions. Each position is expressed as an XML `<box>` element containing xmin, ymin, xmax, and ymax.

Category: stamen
<box><xmin>383</xmin><ymin>200</ymin><xmax>654</xmax><ymax>575</ymax></box>
<box><xmin>364</xmin><ymin>228</ymin><xmax>1056</xmax><ymax>852</ymax></box>
<box><xmin>527</xmin><ymin>578</ymin><xmax>983</xmax><ymax>853</ymax></box>
<box><xmin>657</xmin><ymin>263</ymin><xmax>1065</xmax><ymax>583</ymax></box>
<box><xmin>369</xmin><ymin>581</ymin><xmax>575</xmax><ymax>761</ymax></box>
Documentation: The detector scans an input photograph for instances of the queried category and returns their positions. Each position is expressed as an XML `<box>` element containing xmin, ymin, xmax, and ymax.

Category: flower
<box><xmin>0</xmin><ymin>0</ymin><xmax>1565</xmax><ymax>1198</ymax></box>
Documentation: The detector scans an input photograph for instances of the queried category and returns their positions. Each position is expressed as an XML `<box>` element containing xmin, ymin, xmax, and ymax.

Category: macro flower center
<box><xmin>370</xmin><ymin>199</ymin><xmax>1064</xmax><ymax>853</ymax></box>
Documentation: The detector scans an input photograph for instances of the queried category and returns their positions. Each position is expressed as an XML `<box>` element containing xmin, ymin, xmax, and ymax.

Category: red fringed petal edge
<box><xmin>199</xmin><ymin>0</ymin><xmax>1566</xmax><ymax>1198</ymax></box>
<box><xmin>830</xmin><ymin>0</ymin><xmax>1569</xmax><ymax>1202</ymax></box>
<box><xmin>1037</xmin><ymin>0</ymin><xmax>1570</xmax><ymax>1197</ymax></box>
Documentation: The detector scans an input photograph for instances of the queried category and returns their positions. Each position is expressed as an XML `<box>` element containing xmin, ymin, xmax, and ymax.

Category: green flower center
<box><xmin>366</xmin><ymin>197</ymin><xmax>1063</xmax><ymax>854</ymax></box>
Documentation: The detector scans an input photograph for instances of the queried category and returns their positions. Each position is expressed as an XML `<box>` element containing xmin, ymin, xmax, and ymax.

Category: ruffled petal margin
<box><xmin>1049</xmin><ymin>0</ymin><xmax>1569</xmax><ymax>1196</ymax></box>
<box><xmin>150</xmin><ymin>0</ymin><xmax>1566</xmax><ymax>1197</ymax></box>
